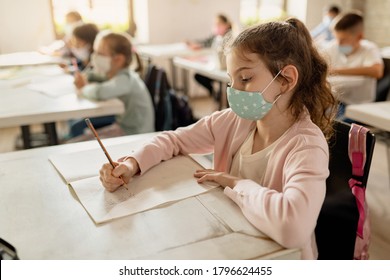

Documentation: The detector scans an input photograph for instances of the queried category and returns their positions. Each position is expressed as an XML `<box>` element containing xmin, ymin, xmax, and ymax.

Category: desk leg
<box><xmin>44</xmin><ymin>122</ymin><xmax>58</xmax><ymax>146</ymax></box>
<box><xmin>217</xmin><ymin>81</ymin><xmax>228</xmax><ymax>110</ymax></box>
<box><xmin>386</xmin><ymin>135</ymin><xmax>390</xmax><ymax>188</ymax></box>
<box><xmin>181</xmin><ymin>68</ymin><xmax>189</xmax><ymax>96</ymax></box>
<box><xmin>21</xmin><ymin>125</ymin><xmax>31</xmax><ymax>149</ymax></box>
<box><xmin>169</xmin><ymin>58</ymin><xmax>178</xmax><ymax>91</ymax></box>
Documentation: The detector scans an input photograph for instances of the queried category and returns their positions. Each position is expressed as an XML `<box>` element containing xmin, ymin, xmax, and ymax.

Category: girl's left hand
<box><xmin>194</xmin><ymin>169</ymin><xmax>239</xmax><ymax>189</ymax></box>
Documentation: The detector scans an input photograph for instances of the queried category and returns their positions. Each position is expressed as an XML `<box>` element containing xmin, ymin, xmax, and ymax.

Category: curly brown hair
<box><xmin>227</xmin><ymin>18</ymin><xmax>337</xmax><ymax>140</ymax></box>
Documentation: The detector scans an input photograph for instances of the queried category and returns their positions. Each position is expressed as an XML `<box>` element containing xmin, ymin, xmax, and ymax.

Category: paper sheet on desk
<box><xmin>49</xmin><ymin>142</ymin><xmax>141</xmax><ymax>182</ymax></box>
<box><xmin>27</xmin><ymin>74</ymin><xmax>75</xmax><ymax>97</ymax></box>
<box><xmin>70</xmin><ymin>156</ymin><xmax>218</xmax><ymax>224</ymax></box>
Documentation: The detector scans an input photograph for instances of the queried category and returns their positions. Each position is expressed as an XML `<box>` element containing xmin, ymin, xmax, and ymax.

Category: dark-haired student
<box><xmin>323</xmin><ymin>11</ymin><xmax>384</xmax><ymax>122</ymax></box>
<box><xmin>70</xmin><ymin>23</ymin><xmax>99</xmax><ymax>70</ymax></box>
<box><xmin>311</xmin><ymin>4</ymin><xmax>341</xmax><ymax>46</ymax></box>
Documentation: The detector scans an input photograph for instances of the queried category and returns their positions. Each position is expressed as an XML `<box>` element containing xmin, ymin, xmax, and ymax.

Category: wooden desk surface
<box><xmin>0</xmin><ymin>134</ymin><xmax>299</xmax><ymax>260</ymax></box>
<box><xmin>345</xmin><ymin>101</ymin><xmax>390</xmax><ymax>132</ymax></box>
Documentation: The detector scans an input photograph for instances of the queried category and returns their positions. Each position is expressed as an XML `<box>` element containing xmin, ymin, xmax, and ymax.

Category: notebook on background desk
<box><xmin>27</xmin><ymin>74</ymin><xmax>76</xmax><ymax>97</ymax></box>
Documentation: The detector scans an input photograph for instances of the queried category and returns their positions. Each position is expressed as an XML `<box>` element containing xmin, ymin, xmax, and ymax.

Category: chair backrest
<box><xmin>375</xmin><ymin>57</ymin><xmax>390</xmax><ymax>102</ymax></box>
<box><xmin>315</xmin><ymin>121</ymin><xmax>375</xmax><ymax>259</ymax></box>
<box><xmin>144</xmin><ymin>63</ymin><xmax>159</xmax><ymax>99</ymax></box>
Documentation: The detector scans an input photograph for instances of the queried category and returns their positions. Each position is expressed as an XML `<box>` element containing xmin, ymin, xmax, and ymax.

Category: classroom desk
<box><xmin>345</xmin><ymin>101</ymin><xmax>390</xmax><ymax>177</ymax></box>
<box><xmin>0</xmin><ymin>133</ymin><xmax>300</xmax><ymax>260</ymax></box>
<box><xmin>136</xmin><ymin>43</ymin><xmax>210</xmax><ymax>90</ymax></box>
<box><xmin>0</xmin><ymin>65</ymin><xmax>124</xmax><ymax>149</ymax></box>
<box><xmin>345</xmin><ymin>101</ymin><xmax>390</xmax><ymax>132</ymax></box>
<box><xmin>0</xmin><ymin>51</ymin><xmax>63</xmax><ymax>68</ymax></box>
<box><xmin>328</xmin><ymin>75</ymin><xmax>370</xmax><ymax>103</ymax></box>
<box><xmin>381</xmin><ymin>47</ymin><xmax>390</xmax><ymax>59</ymax></box>
<box><xmin>173</xmin><ymin>54</ymin><xmax>229</xmax><ymax>110</ymax></box>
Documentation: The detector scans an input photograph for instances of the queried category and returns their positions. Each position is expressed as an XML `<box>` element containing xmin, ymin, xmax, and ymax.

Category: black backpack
<box><xmin>144</xmin><ymin>65</ymin><xmax>195</xmax><ymax>131</ymax></box>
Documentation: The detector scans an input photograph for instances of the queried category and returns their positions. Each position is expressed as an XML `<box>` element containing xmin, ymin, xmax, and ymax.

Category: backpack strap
<box><xmin>154</xmin><ymin>68</ymin><xmax>163</xmax><ymax>105</ymax></box>
<box><xmin>348</xmin><ymin>123</ymin><xmax>369</xmax><ymax>238</ymax></box>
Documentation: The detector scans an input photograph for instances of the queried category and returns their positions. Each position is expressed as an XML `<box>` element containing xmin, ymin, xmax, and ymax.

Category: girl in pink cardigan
<box><xmin>99</xmin><ymin>18</ymin><xmax>337</xmax><ymax>259</ymax></box>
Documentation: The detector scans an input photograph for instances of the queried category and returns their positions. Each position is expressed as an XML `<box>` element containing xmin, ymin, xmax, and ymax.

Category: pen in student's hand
<box><xmin>71</xmin><ymin>58</ymin><xmax>79</xmax><ymax>72</ymax></box>
<box><xmin>84</xmin><ymin>118</ymin><xmax>128</xmax><ymax>190</ymax></box>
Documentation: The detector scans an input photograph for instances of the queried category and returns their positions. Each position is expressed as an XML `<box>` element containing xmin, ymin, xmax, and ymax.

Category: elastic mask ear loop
<box><xmin>261</xmin><ymin>69</ymin><xmax>283</xmax><ymax>93</ymax></box>
<box><xmin>261</xmin><ymin>69</ymin><xmax>283</xmax><ymax>102</ymax></box>
<box><xmin>272</xmin><ymin>94</ymin><xmax>282</xmax><ymax>104</ymax></box>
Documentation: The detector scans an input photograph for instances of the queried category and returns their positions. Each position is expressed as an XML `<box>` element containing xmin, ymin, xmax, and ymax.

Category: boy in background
<box><xmin>323</xmin><ymin>11</ymin><xmax>384</xmax><ymax>121</ymax></box>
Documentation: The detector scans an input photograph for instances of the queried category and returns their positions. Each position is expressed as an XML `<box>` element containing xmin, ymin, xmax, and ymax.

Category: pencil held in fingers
<box><xmin>85</xmin><ymin>118</ymin><xmax>128</xmax><ymax>190</ymax></box>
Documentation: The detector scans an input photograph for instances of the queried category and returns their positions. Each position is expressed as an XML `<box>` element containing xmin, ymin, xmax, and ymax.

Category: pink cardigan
<box><xmin>131</xmin><ymin>109</ymin><xmax>329</xmax><ymax>259</ymax></box>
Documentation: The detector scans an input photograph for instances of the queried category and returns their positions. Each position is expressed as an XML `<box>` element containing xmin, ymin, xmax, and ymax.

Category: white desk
<box><xmin>0</xmin><ymin>51</ymin><xmax>63</xmax><ymax>68</ymax></box>
<box><xmin>173</xmin><ymin>54</ymin><xmax>229</xmax><ymax>109</ymax></box>
<box><xmin>345</xmin><ymin>101</ymin><xmax>390</xmax><ymax>132</ymax></box>
<box><xmin>136</xmin><ymin>43</ymin><xmax>210</xmax><ymax>90</ymax></box>
<box><xmin>0</xmin><ymin>65</ymin><xmax>124</xmax><ymax>148</ymax></box>
<box><xmin>381</xmin><ymin>47</ymin><xmax>390</xmax><ymax>60</ymax></box>
<box><xmin>328</xmin><ymin>75</ymin><xmax>373</xmax><ymax>104</ymax></box>
<box><xmin>345</xmin><ymin>101</ymin><xmax>390</xmax><ymax>177</ymax></box>
<box><xmin>0</xmin><ymin>133</ymin><xmax>299</xmax><ymax>260</ymax></box>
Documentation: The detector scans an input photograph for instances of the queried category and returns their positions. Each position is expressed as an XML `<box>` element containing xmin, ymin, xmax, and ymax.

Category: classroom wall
<box><xmin>135</xmin><ymin>0</ymin><xmax>241</xmax><ymax>44</ymax></box>
<box><xmin>364</xmin><ymin>0</ymin><xmax>390</xmax><ymax>47</ymax></box>
<box><xmin>0</xmin><ymin>0</ymin><xmax>55</xmax><ymax>53</ymax></box>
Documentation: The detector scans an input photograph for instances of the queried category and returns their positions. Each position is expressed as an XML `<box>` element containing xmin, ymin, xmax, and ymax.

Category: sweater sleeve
<box><xmin>224</xmin><ymin>142</ymin><xmax>328</xmax><ymax>249</ymax></box>
<box><xmin>81</xmin><ymin>73</ymin><xmax>130</xmax><ymax>100</ymax></box>
<box><xmin>130</xmin><ymin>111</ymin><xmax>227</xmax><ymax>174</ymax></box>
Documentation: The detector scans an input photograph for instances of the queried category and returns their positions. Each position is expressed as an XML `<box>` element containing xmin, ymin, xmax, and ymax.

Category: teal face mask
<box><xmin>227</xmin><ymin>70</ymin><xmax>282</xmax><ymax>121</ymax></box>
<box><xmin>339</xmin><ymin>45</ymin><xmax>353</xmax><ymax>55</ymax></box>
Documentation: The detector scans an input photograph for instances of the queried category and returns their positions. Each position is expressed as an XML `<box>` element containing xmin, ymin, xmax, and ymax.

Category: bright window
<box><xmin>240</xmin><ymin>0</ymin><xmax>287</xmax><ymax>26</ymax></box>
<box><xmin>50</xmin><ymin>0</ymin><xmax>132</xmax><ymax>37</ymax></box>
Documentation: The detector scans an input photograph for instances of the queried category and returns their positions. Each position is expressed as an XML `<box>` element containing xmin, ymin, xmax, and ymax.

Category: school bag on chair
<box><xmin>154</xmin><ymin>68</ymin><xmax>195</xmax><ymax>131</ymax></box>
<box><xmin>348</xmin><ymin>124</ymin><xmax>372</xmax><ymax>259</ymax></box>
<box><xmin>315</xmin><ymin>122</ymin><xmax>375</xmax><ymax>260</ymax></box>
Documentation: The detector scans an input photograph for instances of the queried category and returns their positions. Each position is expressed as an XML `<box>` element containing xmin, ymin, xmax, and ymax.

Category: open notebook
<box><xmin>27</xmin><ymin>74</ymin><xmax>75</xmax><ymax>97</ymax></box>
<box><xmin>49</xmin><ymin>139</ymin><xmax>217</xmax><ymax>224</ymax></box>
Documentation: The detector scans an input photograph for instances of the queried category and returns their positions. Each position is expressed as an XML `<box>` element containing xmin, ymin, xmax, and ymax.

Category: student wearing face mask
<box><xmin>63</xmin><ymin>11</ymin><xmax>84</xmax><ymax>44</ymax></box>
<box><xmin>39</xmin><ymin>11</ymin><xmax>83</xmax><ymax>57</ymax></box>
<box><xmin>322</xmin><ymin>11</ymin><xmax>384</xmax><ymax>122</ymax></box>
<box><xmin>99</xmin><ymin>18</ymin><xmax>338</xmax><ymax>259</ymax></box>
<box><xmin>186</xmin><ymin>14</ymin><xmax>232</xmax><ymax>97</ymax></box>
<box><xmin>70</xmin><ymin>23</ymin><xmax>99</xmax><ymax>70</ymax></box>
<box><xmin>310</xmin><ymin>5</ymin><xmax>340</xmax><ymax>48</ymax></box>
<box><xmin>68</xmin><ymin>32</ymin><xmax>155</xmax><ymax>140</ymax></box>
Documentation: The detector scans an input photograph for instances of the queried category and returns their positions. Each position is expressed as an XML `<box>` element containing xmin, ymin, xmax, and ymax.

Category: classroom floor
<box><xmin>0</xmin><ymin>95</ymin><xmax>389</xmax><ymax>259</ymax></box>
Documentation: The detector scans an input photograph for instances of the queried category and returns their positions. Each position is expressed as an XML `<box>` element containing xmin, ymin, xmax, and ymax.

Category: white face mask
<box><xmin>92</xmin><ymin>53</ymin><xmax>112</xmax><ymax>75</ymax></box>
<box><xmin>71</xmin><ymin>45</ymin><xmax>90</xmax><ymax>61</ymax></box>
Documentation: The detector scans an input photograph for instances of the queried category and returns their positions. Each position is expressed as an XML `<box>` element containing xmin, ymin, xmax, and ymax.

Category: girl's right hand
<box><xmin>99</xmin><ymin>157</ymin><xmax>140</xmax><ymax>192</ymax></box>
<box><xmin>73</xmin><ymin>71</ymin><xmax>87</xmax><ymax>89</ymax></box>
